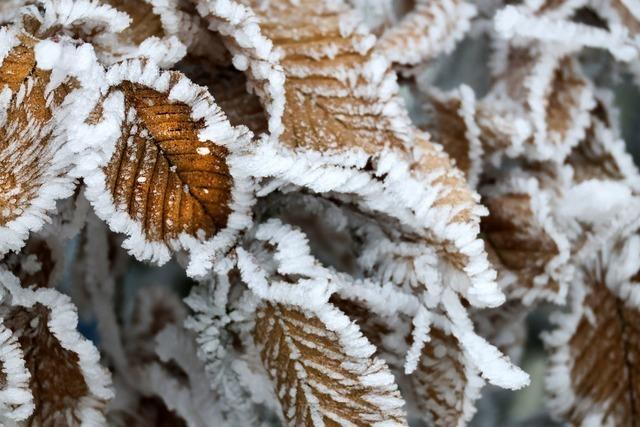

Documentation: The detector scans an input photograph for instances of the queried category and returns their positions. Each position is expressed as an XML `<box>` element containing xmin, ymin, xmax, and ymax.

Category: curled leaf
<box><xmin>0</xmin><ymin>27</ymin><xmax>95</xmax><ymax>255</ymax></box>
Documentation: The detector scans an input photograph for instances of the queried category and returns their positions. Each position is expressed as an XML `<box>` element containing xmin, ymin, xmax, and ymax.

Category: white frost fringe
<box><xmin>0</xmin><ymin>319</ymin><xmax>33</xmax><ymax>423</ymax></box>
<box><xmin>495</xmin><ymin>5</ymin><xmax>639</xmax><ymax>62</ymax></box>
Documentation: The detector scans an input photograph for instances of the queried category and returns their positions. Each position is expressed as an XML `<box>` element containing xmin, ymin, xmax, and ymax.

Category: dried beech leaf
<box><xmin>410</xmin><ymin>324</ymin><xmax>483</xmax><ymax>427</ymax></box>
<box><xmin>254</xmin><ymin>302</ymin><xmax>407</xmax><ymax>426</ymax></box>
<box><xmin>0</xmin><ymin>31</ymin><xmax>79</xmax><ymax>255</ymax></box>
<box><xmin>484</xmin><ymin>45</ymin><xmax>594</xmax><ymax>161</ymax></box>
<box><xmin>84</xmin><ymin>59</ymin><xmax>253</xmax><ymax>274</ymax></box>
<box><xmin>245</xmin><ymin>0</ymin><xmax>412</xmax><ymax>153</ymax></box>
<box><xmin>219</xmin><ymin>1</ymin><xmax>503</xmax><ymax>308</ymax></box>
<box><xmin>422</xmin><ymin>85</ymin><xmax>483</xmax><ymax>188</ymax></box>
<box><xmin>481</xmin><ymin>176</ymin><xmax>571</xmax><ymax>304</ymax></box>
<box><xmin>0</xmin><ymin>268</ymin><xmax>113</xmax><ymax>425</ymax></box>
<box><xmin>565</xmin><ymin>95</ymin><xmax>640</xmax><ymax>191</ymax></box>
<box><xmin>177</xmin><ymin>59</ymin><xmax>268</xmax><ymax>135</ymax></box>
<box><xmin>545</xmin><ymin>277</ymin><xmax>640</xmax><ymax>426</ymax></box>
<box><xmin>376</xmin><ymin>0</ymin><xmax>477</xmax><ymax>67</ymax></box>
<box><xmin>97</xmin><ymin>0</ymin><xmax>187</xmax><ymax>67</ymax></box>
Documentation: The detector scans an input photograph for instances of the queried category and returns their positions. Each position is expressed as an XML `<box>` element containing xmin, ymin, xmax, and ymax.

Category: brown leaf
<box><xmin>86</xmin><ymin>59</ymin><xmax>252</xmax><ymax>269</ymax></box>
<box><xmin>376</xmin><ymin>0</ymin><xmax>477</xmax><ymax>67</ymax></box>
<box><xmin>422</xmin><ymin>86</ymin><xmax>482</xmax><ymax>188</ymax></box>
<box><xmin>0</xmin><ymin>269</ymin><xmax>113</xmax><ymax>425</ymax></box>
<box><xmin>410</xmin><ymin>325</ymin><xmax>482</xmax><ymax>427</ymax></box>
<box><xmin>545</xmin><ymin>276</ymin><xmax>640</xmax><ymax>426</ymax></box>
<box><xmin>565</xmin><ymin>96</ymin><xmax>640</xmax><ymax>190</ymax></box>
<box><xmin>0</xmin><ymin>32</ymin><xmax>77</xmax><ymax>255</ymax></box>
<box><xmin>483</xmin><ymin>45</ymin><xmax>594</xmax><ymax>160</ymax></box>
<box><xmin>106</xmin><ymin>80</ymin><xmax>231</xmax><ymax>237</ymax></box>
<box><xmin>481</xmin><ymin>178</ymin><xmax>571</xmax><ymax>304</ymax></box>
<box><xmin>254</xmin><ymin>302</ymin><xmax>407</xmax><ymax>426</ymax></box>
<box><xmin>248</xmin><ymin>0</ymin><xmax>412</xmax><ymax>153</ymax></box>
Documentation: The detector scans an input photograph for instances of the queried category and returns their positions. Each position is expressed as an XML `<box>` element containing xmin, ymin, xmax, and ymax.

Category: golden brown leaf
<box><xmin>0</xmin><ymin>32</ymin><xmax>77</xmax><ymax>255</ymax></box>
<box><xmin>106</xmin><ymin>81</ymin><xmax>231</xmax><ymax>237</ymax></box>
<box><xmin>85</xmin><ymin>59</ymin><xmax>252</xmax><ymax>269</ymax></box>
<box><xmin>545</xmin><ymin>276</ymin><xmax>640</xmax><ymax>426</ymax></box>
<box><xmin>376</xmin><ymin>0</ymin><xmax>477</xmax><ymax>67</ymax></box>
<box><xmin>481</xmin><ymin>178</ymin><xmax>571</xmax><ymax>304</ymax></box>
<box><xmin>422</xmin><ymin>86</ymin><xmax>482</xmax><ymax>188</ymax></box>
<box><xmin>245</xmin><ymin>0</ymin><xmax>411</xmax><ymax>153</ymax></box>
<box><xmin>410</xmin><ymin>325</ymin><xmax>482</xmax><ymax>427</ymax></box>
<box><xmin>0</xmin><ymin>268</ymin><xmax>113</xmax><ymax>425</ymax></box>
<box><xmin>254</xmin><ymin>302</ymin><xmax>407</xmax><ymax>426</ymax></box>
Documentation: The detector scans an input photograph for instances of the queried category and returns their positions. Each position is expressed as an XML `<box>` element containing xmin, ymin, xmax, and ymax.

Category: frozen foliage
<box><xmin>0</xmin><ymin>0</ymin><xmax>638</xmax><ymax>426</ymax></box>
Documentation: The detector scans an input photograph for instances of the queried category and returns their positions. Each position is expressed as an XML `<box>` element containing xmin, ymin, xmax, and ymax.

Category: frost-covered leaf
<box><xmin>409</xmin><ymin>321</ymin><xmax>483</xmax><ymax>427</ymax></box>
<box><xmin>483</xmin><ymin>43</ymin><xmax>594</xmax><ymax>161</ymax></box>
<box><xmin>241</xmin><ymin>0</ymin><xmax>412</xmax><ymax>153</ymax></box>
<box><xmin>544</xmin><ymin>274</ymin><xmax>640</xmax><ymax>426</ymax></box>
<box><xmin>422</xmin><ymin>85</ymin><xmax>483</xmax><ymax>188</ymax></box>
<box><xmin>0</xmin><ymin>30</ymin><xmax>78</xmax><ymax>255</ymax></box>
<box><xmin>376</xmin><ymin>0</ymin><xmax>477</xmax><ymax>68</ymax></box>
<box><xmin>82</xmin><ymin>59</ymin><xmax>253</xmax><ymax>276</ymax></box>
<box><xmin>481</xmin><ymin>175</ymin><xmax>571</xmax><ymax>304</ymax></box>
<box><xmin>0</xmin><ymin>268</ymin><xmax>113</xmax><ymax>425</ymax></box>
<box><xmin>565</xmin><ymin>93</ymin><xmax>640</xmax><ymax>191</ymax></box>
<box><xmin>254</xmin><ymin>302</ymin><xmax>407</xmax><ymax>426</ymax></box>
